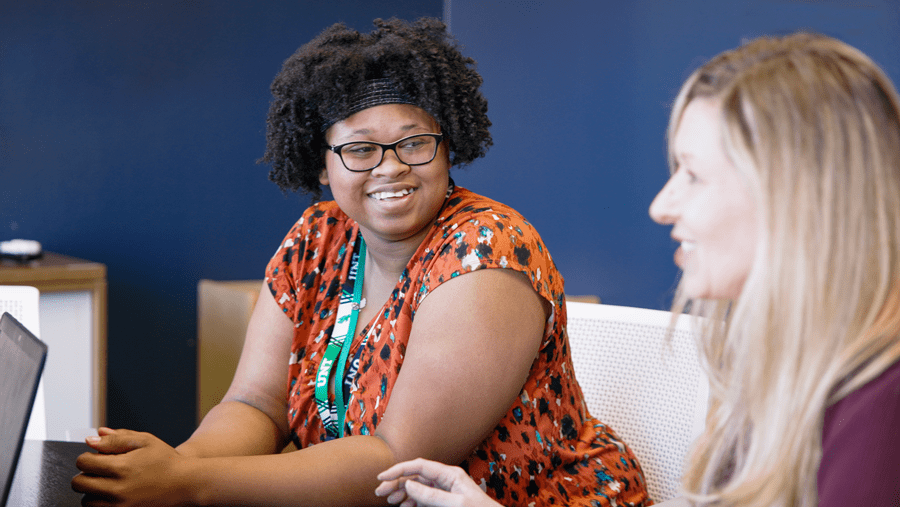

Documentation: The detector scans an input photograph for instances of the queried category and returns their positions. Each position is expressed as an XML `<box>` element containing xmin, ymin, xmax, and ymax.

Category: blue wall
<box><xmin>1</xmin><ymin>0</ymin><xmax>442</xmax><ymax>444</ymax></box>
<box><xmin>446</xmin><ymin>0</ymin><xmax>900</xmax><ymax>309</ymax></box>
<box><xmin>3</xmin><ymin>0</ymin><xmax>899</xmax><ymax>444</ymax></box>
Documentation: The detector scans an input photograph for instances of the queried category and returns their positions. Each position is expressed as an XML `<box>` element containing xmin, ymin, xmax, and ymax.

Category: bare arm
<box><xmin>74</xmin><ymin>269</ymin><xmax>546</xmax><ymax>506</ymax></box>
<box><xmin>373</xmin><ymin>268</ymin><xmax>548</xmax><ymax>465</ymax></box>
<box><xmin>177</xmin><ymin>281</ymin><xmax>292</xmax><ymax>458</ymax></box>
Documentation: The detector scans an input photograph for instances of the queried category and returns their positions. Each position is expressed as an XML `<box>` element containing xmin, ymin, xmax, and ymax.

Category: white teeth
<box><xmin>369</xmin><ymin>188</ymin><xmax>415</xmax><ymax>200</ymax></box>
<box><xmin>681</xmin><ymin>241</ymin><xmax>696</xmax><ymax>252</ymax></box>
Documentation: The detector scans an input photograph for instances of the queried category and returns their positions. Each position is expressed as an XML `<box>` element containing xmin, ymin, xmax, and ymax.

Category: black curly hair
<box><xmin>259</xmin><ymin>17</ymin><xmax>493</xmax><ymax>200</ymax></box>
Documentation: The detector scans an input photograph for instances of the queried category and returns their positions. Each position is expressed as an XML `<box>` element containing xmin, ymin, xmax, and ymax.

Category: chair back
<box><xmin>566</xmin><ymin>301</ymin><xmax>708</xmax><ymax>503</ymax></box>
<box><xmin>0</xmin><ymin>285</ymin><xmax>47</xmax><ymax>440</ymax></box>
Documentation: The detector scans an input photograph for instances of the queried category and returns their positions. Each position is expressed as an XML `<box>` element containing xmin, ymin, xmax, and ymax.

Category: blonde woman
<box><xmin>376</xmin><ymin>32</ymin><xmax>900</xmax><ymax>506</ymax></box>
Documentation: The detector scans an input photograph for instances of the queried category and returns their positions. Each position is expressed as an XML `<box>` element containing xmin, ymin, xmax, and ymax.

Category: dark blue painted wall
<box><xmin>446</xmin><ymin>0</ymin><xmax>900</xmax><ymax>309</ymax></box>
<box><xmin>4</xmin><ymin>0</ymin><xmax>899</xmax><ymax>444</ymax></box>
<box><xmin>1</xmin><ymin>0</ymin><xmax>442</xmax><ymax>444</ymax></box>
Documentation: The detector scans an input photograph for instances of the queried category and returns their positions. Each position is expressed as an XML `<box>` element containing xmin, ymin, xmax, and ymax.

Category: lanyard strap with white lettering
<box><xmin>314</xmin><ymin>232</ymin><xmax>366</xmax><ymax>438</ymax></box>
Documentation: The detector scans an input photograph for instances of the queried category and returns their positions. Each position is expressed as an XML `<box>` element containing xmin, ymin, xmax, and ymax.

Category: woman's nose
<box><xmin>371</xmin><ymin>147</ymin><xmax>411</xmax><ymax>177</ymax></box>
<box><xmin>649</xmin><ymin>176</ymin><xmax>680</xmax><ymax>225</ymax></box>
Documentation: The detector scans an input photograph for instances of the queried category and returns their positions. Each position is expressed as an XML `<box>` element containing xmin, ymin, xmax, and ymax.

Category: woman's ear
<box><xmin>318</xmin><ymin>168</ymin><xmax>329</xmax><ymax>186</ymax></box>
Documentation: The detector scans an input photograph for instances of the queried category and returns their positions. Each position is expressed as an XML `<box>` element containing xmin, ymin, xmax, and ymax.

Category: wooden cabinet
<box><xmin>0</xmin><ymin>252</ymin><xmax>107</xmax><ymax>439</ymax></box>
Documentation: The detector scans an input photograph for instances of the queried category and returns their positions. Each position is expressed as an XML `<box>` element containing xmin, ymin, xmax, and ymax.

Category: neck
<box><xmin>359</xmin><ymin>231</ymin><xmax>421</xmax><ymax>280</ymax></box>
<box><xmin>355</xmin><ymin>230</ymin><xmax>422</xmax><ymax>327</ymax></box>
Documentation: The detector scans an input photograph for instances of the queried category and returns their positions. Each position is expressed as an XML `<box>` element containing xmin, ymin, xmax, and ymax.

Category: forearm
<box><xmin>188</xmin><ymin>434</ymin><xmax>396</xmax><ymax>507</ymax></box>
<box><xmin>177</xmin><ymin>400</ymin><xmax>287</xmax><ymax>458</ymax></box>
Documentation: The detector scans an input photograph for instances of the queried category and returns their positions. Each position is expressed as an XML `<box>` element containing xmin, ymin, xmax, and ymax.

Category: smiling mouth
<box><xmin>368</xmin><ymin>188</ymin><xmax>416</xmax><ymax>200</ymax></box>
<box><xmin>674</xmin><ymin>241</ymin><xmax>695</xmax><ymax>268</ymax></box>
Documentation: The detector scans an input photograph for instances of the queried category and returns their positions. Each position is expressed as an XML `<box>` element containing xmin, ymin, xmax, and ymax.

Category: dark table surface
<box><xmin>8</xmin><ymin>440</ymin><xmax>89</xmax><ymax>507</ymax></box>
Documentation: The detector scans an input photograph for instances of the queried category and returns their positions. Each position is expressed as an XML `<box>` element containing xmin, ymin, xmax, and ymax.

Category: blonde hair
<box><xmin>668</xmin><ymin>33</ymin><xmax>900</xmax><ymax>506</ymax></box>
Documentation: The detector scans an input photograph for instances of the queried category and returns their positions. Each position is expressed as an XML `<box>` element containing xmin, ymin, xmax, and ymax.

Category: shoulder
<box><xmin>266</xmin><ymin>201</ymin><xmax>354</xmax><ymax>294</ymax></box>
<box><xmin>818</xmin><ymin>358</ymin><xmax>900</xmax><ymax>506</ymax></box>
<box><xmin>427</xmin><ymin>186</ymin><xmax>556</xmax><ymax>272</ymax></box>
<box><xmin>273</xmin><ymin>201</ymin><xmax>352</xmax><ymax>254</ymax></box>
<box><xmin>438</xmin><ymin>187</ymin><xmax>534</xmax><ymax>232</ymax></box>
<box><xmin>411</xmin><ymin>186</ymin><xmax>564</xmax><ymax>308</ymax></box>
<box><xmin>823</xmin><ymin>358</ymin><xmax>900</xmax><ymax>440</ymax></box>
<box><xmin>287</xmin><ymin>201</ymin><xmax>347</xmax><ymax>237</ymax></box>
<box><xmin>432</xmin><ymin>186</ymin><xmax>551</xmax><ymax>265</ymax></box>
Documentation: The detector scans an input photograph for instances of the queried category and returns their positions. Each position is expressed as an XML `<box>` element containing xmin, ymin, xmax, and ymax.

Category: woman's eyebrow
<box><xmin>334</xmin><ymin>123</ymin><xmax>426</xmax><ymax>142</ymax></box>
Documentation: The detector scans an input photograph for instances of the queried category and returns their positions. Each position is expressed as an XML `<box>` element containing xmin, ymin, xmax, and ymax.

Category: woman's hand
<box><xmin>72</xmin><ymin>427</ymin><xmax>195</xmax><ymax>507</ymax></box>
<box><xmin>376</xmin><ymin>458</ymin><xmax>503</xmax><ymax>507</ymax></box>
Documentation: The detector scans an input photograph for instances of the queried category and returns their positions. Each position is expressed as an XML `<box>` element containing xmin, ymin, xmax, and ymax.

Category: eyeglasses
<box><xmin>328</xmin><ymin>133</ymin><xmax>444</xmax><ymax>172</ymax></box>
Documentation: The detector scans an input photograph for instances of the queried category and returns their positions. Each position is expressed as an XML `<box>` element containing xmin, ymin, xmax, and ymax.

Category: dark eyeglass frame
<box><xmin>328</xmin><ymin>133</ymin><xmax>444</xmax><ymax>172</ymax></box>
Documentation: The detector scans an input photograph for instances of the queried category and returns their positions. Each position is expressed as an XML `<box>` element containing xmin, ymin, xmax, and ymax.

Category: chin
<box><xmin>681</xmin><ymin>273</ymin><xmax>744</xmax><ymax>301</ymax></box>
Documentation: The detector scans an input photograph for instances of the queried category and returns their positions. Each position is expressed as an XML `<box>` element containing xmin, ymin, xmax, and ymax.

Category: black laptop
<box><xmin>0</xmin><ymin>311</ymin><xmax>48</xmax><ymax>506</ymax></box>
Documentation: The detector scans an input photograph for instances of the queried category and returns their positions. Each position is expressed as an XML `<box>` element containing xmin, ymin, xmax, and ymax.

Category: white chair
<box><xmin>0</xmin><ymin>285</ymin><xmax>47</xmax><ymax>440</ymax></box>
<box><xmin>566</xmin><ymin>301</ymin><xmax>708</xmax><ymax>504</ymax></box>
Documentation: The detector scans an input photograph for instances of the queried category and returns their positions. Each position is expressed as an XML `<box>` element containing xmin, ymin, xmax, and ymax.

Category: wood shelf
<box><xmin>0</xmin><ymin>252</ymin><xmax>108</xmax><ymax>431</ymax></box>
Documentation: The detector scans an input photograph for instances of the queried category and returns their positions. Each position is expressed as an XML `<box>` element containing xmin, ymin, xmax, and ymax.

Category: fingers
<box><xmin>72</xmin><ymin>431</ymin><xmax>188</xmax><ymax>507</ymax></box>
<box><xmin>403</xmin><ymin>479</ymin><xmax>461</xmax><ymax>507</ymax></box>
<box><xmin>84</xmin><ymin>428</ymin><xmax>151</xmax><ymax>454</ymax></box>
<box><xmin>377</xmin><ymin>459</ymin><xmax>477</xmax><ymax>507</ymax></box>
<box><xmin>76</xmin><ymin>451</ymin><xmax>120</xmax><ymax>477</ymax></box>
<box><xmin>376</xmin><ymin>458</ymin><xmax>445</xmax><ymax>499</ymax></box>
<box><xmin>374</xmin><ymin>475</ymin><xmax>406</xmax><ymax>497</ymax></box>
<box><xmin>79</xmin><ymin>494</ymin><xmax>118</xmax><ymax>507</ymax></box>
<box><xmin>71</xmin><ymin>472</ymin><xmax>118</xmax><ymax>500</ymax></box>
<box><xmin>377</xmin><ymin>457</ymin><xmax>430</xmax><ymax>480</ymax></box>
<box><xmin>377</xmin><ymin>457</ymin><xmax>457</xmax><ymax>484</ymax></box>
<box><xmin>385</xmin><ymin>479</ymin><xmax>413</xmax><ymax>506</ymax></box>
<box><xmin>376</xmin><ymin>459</ymin><xmax>503</xmax><ymax>507</ymax></box>
<box><xmin>376</xmin><ymin>476</ymin><xmax>454</xmax><ymax>507</ymax></box>
<box><xmin>76</xmin><ymin>428</ymin><xmax>160</xmax><ymax>481</ymax></box>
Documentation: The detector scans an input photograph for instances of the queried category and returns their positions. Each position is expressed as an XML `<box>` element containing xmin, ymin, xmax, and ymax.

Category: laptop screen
<box><xmin>0</xmin><ymin>312</ymin><xmax>47</xmax><ymax>504</ymax></box>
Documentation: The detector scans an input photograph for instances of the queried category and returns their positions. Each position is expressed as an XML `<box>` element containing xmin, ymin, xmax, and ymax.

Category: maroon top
<box><xmin>818</xmin><ymin>357</ymin><xmax>900</xmax><ymax>506</ymax></box>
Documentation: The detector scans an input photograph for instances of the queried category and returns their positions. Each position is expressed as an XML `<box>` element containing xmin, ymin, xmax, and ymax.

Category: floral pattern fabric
<box><xmin>265</xmin><ymin>184</ymin><xmax>650</xmax><ymax>506</ymax></box>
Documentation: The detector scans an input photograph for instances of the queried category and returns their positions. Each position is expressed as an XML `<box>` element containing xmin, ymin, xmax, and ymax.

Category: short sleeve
<box><xmin>265</xmin><ymin>217</ymin><xmax>305</xmax><ymax>319</ymax></box>
<box><xmin>411</xmin><ymin>190</ymin><xmax>565</xmax><ymax>315</ymax></box>
<box><xmin>264</xmin><ymin>201</ymin><xmax>353</xmax><ymax>324</ymax></box>
<box><xmin>818</xmin><ymin>360</ymin><xmax>900</xmax><ymax>506</ymax></box>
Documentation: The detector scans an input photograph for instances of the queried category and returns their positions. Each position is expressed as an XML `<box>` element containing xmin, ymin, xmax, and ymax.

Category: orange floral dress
<box><xmin>265</xmin><ymin>183</ymin><xmax>650</xmax><ymax>506</ymax></box>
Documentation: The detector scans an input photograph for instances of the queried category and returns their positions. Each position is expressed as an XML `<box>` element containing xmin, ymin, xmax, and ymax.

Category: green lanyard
<box><xmin>314</xmin><ymin>233</ymin><xmax>366</xmax><ymax>438</ymax></box>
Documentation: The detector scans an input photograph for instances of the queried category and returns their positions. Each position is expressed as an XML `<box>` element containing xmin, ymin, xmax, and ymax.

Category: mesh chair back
<box><xmin>566</xmin><ymin>302</ymin><xmax>708</xmax><ymax>503</ymax></box>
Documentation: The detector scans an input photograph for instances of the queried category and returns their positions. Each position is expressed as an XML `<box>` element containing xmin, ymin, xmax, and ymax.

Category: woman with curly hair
<box><xmin>376</xmin><ymin>32</ymin><xmax>900</xmax><ymax>507</ymax></box>
<box><xmin>71</xmin><ymin>17</ymin><xmax>649</xmax><ymax>507</ymax></box>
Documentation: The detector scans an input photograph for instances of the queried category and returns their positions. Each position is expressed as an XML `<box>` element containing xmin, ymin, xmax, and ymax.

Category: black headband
<box><xmin>322</xmin><ymin>78</ymin><xmax>418</xmax><ymax>131</ymax></box>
